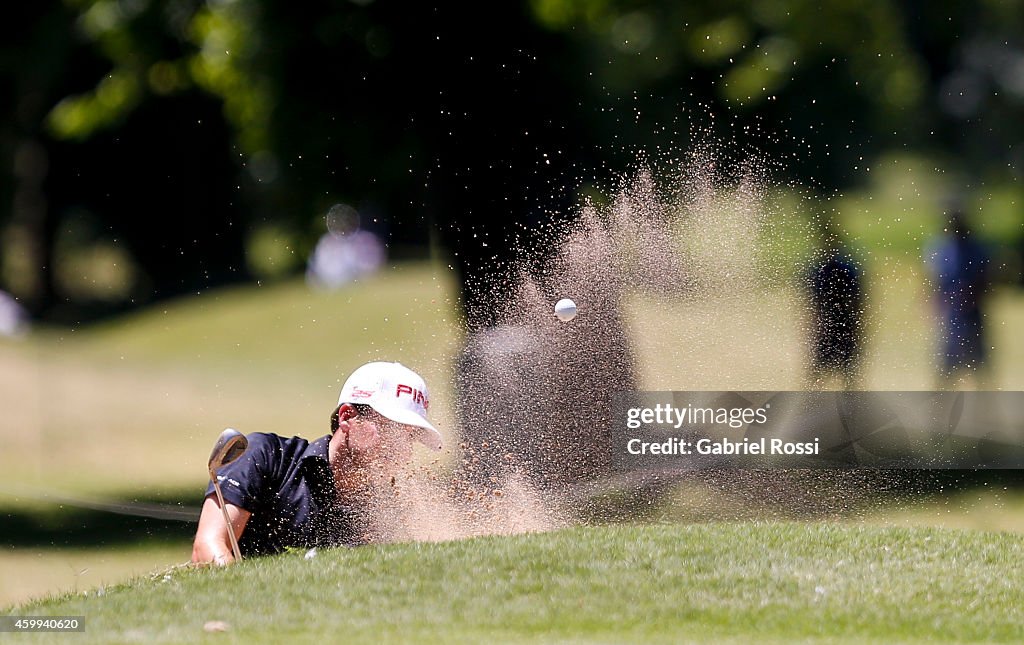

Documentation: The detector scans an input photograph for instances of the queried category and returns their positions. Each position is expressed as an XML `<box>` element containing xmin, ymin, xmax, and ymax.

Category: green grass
<box><xmin>7</xmin><ymin>523</ymin><xmax>1024</xmax><ymax>643</ymax></box>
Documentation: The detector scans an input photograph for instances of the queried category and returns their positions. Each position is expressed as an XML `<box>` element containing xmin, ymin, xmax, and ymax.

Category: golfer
<box><xmin>192</xmin><ymin>361</ymin><xmax>442</xmax><ymax>565</ymax></box>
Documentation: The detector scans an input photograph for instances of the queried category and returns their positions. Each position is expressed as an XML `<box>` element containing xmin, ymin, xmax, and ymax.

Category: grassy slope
<box><xmin>8</xmin><ymin>523</ymin><xmax>1024</xmax><ymax>644</ymax></box>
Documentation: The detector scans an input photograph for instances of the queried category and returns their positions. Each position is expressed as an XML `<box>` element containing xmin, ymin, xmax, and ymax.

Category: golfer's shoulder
<box><xmin>244</xmin><ymin>432</ymin><xmax>321</xmax><ymax>462</ymax></box>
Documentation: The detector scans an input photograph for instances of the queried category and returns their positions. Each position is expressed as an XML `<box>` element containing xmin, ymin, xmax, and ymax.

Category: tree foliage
<box><xmin>2</xmin><ymin>0</ymin><xmax>1022</xmax><ymax>322</ymax></box>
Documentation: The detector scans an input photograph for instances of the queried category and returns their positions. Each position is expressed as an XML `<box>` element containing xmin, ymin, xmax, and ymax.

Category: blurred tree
<box><xmin>2</xmin><ymin>0</ymin><xmax>590</xmax><ymax>325</ymax></box>
<box><xmin>0</xmin><ymin>3</ymin><xmax>98</xmax><ymax>314</ymax></box>
<box><xmin>183</xmin><ymin>1</ymin><xmax>589</xmax><ymax>326</ymax></box>
<box><xmin>529</xmin><ymin>0</ymin><xmax>931</xmax><ymax>186</ymax></box>
<box><xmin>1</xmin><ymin>0</ymin><xmax>250</xmax><ymax>318</ymax></box>
<box><xmin>4</xmin><ymin>0</ymin><xmax>1024</xmax><ymax>321</ymax></box>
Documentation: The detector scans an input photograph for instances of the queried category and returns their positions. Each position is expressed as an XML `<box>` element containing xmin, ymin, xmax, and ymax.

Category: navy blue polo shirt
<box><xmin>204</xmin><ymin>432</ymin><xmax>363</xmax><ymax>556</ymax></box>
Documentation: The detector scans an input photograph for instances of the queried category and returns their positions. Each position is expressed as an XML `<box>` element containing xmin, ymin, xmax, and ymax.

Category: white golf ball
<box><xmin>554</xmin><ymin>298</ymin><xmax>577</xmax><ymax>321</ymax></box>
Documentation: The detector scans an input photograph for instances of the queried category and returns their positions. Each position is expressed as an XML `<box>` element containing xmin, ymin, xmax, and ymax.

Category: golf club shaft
<box><xmin>211</xmin><ymin>479</ymin><xmax>243</xmax><ymax>562</ymax></box>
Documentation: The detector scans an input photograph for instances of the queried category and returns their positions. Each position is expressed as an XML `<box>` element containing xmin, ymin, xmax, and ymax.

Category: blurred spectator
<box><xmin>0</xmin><ymin>290</ymin><xmax>30</xmax><ymax>338</ymax></box>
<box><xmin>925</xmin><ymin>211</ymin><xmax>991</xmax><ymax>387</ymax></box>
<box><xmin>805</xmin><ymin>222</ymin><xmax>864</xmax><ymax>389</ymax></box>
<box><xmin>306</xmin><ymin>230</ymin><xmax>386</xmax><ymax>289</ymax></box>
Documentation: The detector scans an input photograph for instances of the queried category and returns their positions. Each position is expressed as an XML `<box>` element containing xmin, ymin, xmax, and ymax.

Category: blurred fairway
<box><xmin>0</xmin><ymin>544</ymin><xmax>189</xmax><ymax>612</ymax></box>
<box><xmin>626</xmin><ymin>260</ymin><xmax>1024</xmax><ymax>392</ymax></box>
<box><xmin>7</xmin><ymin>523</ymin><xmax>1024</xmax><ymax>643</ymax></box>
<box><xmin>2</xmin><ymin>258</ymin><xmax>1023</xmax><ymax>608</ymax></box>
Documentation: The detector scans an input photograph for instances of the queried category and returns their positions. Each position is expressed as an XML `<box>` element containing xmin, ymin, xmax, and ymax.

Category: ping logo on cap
<box><xmin>396</xmin><ymin>384</ymin><xmax>429</xmax><ymax>409</ymax></box>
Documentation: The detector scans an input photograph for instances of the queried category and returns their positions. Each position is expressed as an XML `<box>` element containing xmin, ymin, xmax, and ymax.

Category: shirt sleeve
<box><xmin>203</xmin><ymin>432</ymin><xmax>280</xmax><ymax>512</ymax></box>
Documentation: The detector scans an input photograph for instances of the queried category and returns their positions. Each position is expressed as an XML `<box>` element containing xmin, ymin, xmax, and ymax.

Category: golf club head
<box><xmin>208</xmin><ymin>428</ymin><xmax>249</xmax><ymax>478</ymax></box>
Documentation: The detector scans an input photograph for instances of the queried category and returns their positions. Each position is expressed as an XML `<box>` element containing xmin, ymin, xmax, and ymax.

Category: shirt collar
<box><xmin>301</xmin><ymin>436</ymin><xmax>336</xmax><ymax>501</ymax></box>
<box><xmin>304</xmin><ymin>435</ymin><xmax>332</xmax><ymax>461</ymax></box>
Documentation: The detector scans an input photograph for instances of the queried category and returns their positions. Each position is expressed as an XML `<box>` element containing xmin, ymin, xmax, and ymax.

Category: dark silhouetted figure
<box><xmin>925</xmin><ymin>212</ymin><xmax>991</xmax><ymax>387</ymax></box>
<box><xmin>806</xmin><ymin>231</ymin><xmax>864</xmax><ymax>389</ymax></box>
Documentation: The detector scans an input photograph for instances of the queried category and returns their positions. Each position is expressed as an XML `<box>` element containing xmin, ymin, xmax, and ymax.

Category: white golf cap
<box><xmin>338</xmin><ymin>362</ymin><xmax>442</xmax><ymax>451</ymax></box>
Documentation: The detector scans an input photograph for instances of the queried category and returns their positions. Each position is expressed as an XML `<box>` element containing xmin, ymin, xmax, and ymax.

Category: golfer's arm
<box><xmin>192</xmin><ymin>495</ymin><xmax>251</xmax><ymax>565</ymax></box>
